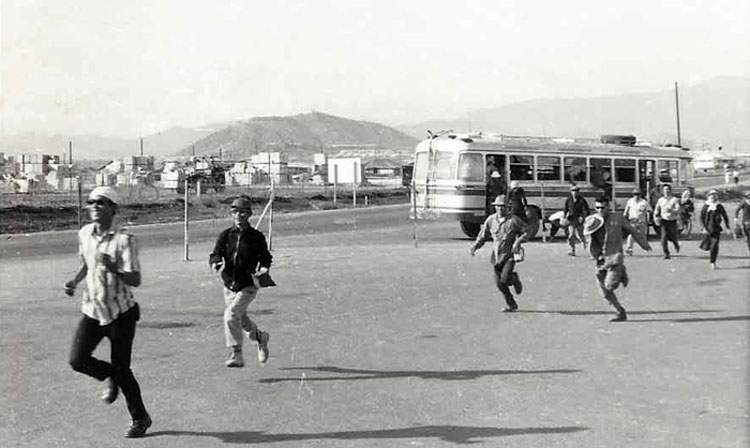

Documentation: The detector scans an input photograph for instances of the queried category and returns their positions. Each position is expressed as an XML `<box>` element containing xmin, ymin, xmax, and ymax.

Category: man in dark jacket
<box><xmin>209</xmin><ymin>195</ymin><xmax>273</xmax><ymax>367</ymax></box>
<box><xmin>564</xmin><ymin>184</ymin><xmax>590</xmax><ymax>257</ymax></box>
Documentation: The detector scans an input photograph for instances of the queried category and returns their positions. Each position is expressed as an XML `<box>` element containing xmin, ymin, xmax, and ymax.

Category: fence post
<box><xmin>77</xmin><ymin>177</ymin><xmax>82</xmax><ymax>228</ymax></box>
<box><xmin>183</xmin><ymin>179</ymin><xmax>189</xmax><ymax>261</ymax></box>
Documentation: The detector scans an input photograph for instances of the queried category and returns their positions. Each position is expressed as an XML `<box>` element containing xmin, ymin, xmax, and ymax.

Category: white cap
<box><xmin>88</xmin><ymin>186</ymin><xmax>120</xmax><ymax>205</ymax></box>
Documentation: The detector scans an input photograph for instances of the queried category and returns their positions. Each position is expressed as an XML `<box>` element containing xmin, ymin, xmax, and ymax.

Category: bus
<box><xmin>411</xmin><ymin>132</ymin><xmax>694</xmax><ymax>238</ymax></box>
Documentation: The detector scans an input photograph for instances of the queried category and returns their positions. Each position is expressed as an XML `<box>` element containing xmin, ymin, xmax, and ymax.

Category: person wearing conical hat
<box><xmin>470</xmin><ymin>194</ymin><xmax>528</xmax><ymax>313</ymax></box>
<box><xmin>584</xmin><ymin>194</ymin><xmax>652</xmax><ymax>322</ymax></box>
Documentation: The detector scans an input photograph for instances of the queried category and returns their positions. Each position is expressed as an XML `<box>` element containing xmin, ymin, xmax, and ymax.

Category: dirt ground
<box><xmin>1</xmin><ymin>214</ymin><xmax>748</xmax><ymax>448</ymax></box>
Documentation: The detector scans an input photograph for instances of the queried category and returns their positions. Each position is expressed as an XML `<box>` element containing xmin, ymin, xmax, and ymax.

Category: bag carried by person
<box><xmin>512</xmin><ymin>246</ymin><xmax>525</xmax><ymax>263</ymax></box>
<box><xmin>698</xmin><ymin>234</ymin><xmax>712</xmax><ymax>251</ymax></box>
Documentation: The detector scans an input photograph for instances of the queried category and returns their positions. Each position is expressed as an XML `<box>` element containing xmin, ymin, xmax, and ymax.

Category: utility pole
<box><xmin>674</xmin><ymin>82</ymin><xmax>682</xmax><ymax>147</ymax></box>
<box><xmin>140</xmin><ymin>137</ymin><xmax>144</xmax><ymax>156</ymax></box>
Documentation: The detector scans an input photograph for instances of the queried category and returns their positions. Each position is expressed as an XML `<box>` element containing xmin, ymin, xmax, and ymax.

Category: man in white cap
<box><xmin>209</xmin><ymin>194</ymin><xmax>273</xmax><ymax>367</ymax></box>
<box><xmin>470</xmin><ymin>194</ymin><xmax>527</xmax><ymax>312</ymax></box>
<box><xmin>563</xmin><ymin>184</ymin><xmax>590</xmax><ymax>256</ymax></box>
<box><xmin>584</xmin><ymin>194</ymin><xmax>651</xmax><ymax>322</ymax></box>
<box><xmin>622</xmin><ymin>188</ymin><xmax>651</xmax><ymax>255</ymax></box>
<box><xmin>63</xmin><ymin>186</ymin><xmax>152</xmax><ymax>438</ymax></box>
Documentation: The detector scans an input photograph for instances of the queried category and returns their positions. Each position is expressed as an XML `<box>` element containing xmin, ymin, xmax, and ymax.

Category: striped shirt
<box><xmin>78</xmin><ymin>223</ymin><xmax>140</xmax><ymax>325</ymax></box>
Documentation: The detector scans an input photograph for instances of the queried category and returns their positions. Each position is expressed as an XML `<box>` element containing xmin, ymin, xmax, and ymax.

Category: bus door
<box><xmin>485</xmin><ymin>155</ymin><xmax>507</xmax><ymax>214</ymax></box>
<box><xmin>638</xmin><ymin>159</ymin><xmax>656</xmax><ymax>204</ymax></box>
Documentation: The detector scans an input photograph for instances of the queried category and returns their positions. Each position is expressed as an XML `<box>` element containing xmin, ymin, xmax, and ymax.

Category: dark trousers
<box><xmin>69</xmin><ymin>304</ymin><xmax>147</xmax><ymax>420</ymax></box>
<box><xmin>493</xmin><ymin>258</ymin><xmax>519</xmax><ymax>308</ymax></box>
<box><xmin>706</xmin><ymin>232</ymin><xmax>721</xmax><ymax>263</ymax></box>
<box><xmin>743</xmin><ymin>223</ymin><xmax>750</xmax><ymax>251</ymax></box>
<box><xmin>660</xmin><ymin>220</ymin><xmax>680</xmax><ymax>255</ymax></box>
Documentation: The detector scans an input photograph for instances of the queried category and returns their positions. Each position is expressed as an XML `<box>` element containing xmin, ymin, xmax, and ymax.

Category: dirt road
<box><xmin>1</xmin><ymin>214</ymin><xmax>748</xmax><ymax>447</ymax></box>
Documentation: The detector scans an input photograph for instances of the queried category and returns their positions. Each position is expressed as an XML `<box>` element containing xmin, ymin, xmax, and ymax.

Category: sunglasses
<box><xmin>594</xmin><ymin>206</ymin><xmax>607</xmax><ymax>210</ymax></box>
<box><xmin>86</xmin><ymin>199</ymin><xmax>112</xmax><ymax>206</ymax></box>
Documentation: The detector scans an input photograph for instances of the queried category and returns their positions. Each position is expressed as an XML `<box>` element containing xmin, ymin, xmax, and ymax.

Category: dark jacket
<box><xmin>507</xmin><ymin>187</ymin><xmax>527</xmax><ymax>215</ymax></box>
<box><xmin>209</xmin><ymin>225</ymin><xmax>273</xmax><ymax>291</ymax></box>
<box><xmin>564</xmin><ymin>195</ymin><xmax>590</xmax><ymax>222</ymax></box>
<box><xmin>700</xmin><ymin>203</ymin><xmax>729</xmax><ymax>235</ymax></box>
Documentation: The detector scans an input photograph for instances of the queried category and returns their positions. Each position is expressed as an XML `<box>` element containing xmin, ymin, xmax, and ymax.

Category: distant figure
<box><xmin>733</xmin><ymin>169</ymin><xmax>739</xmax><ymax>185</ymax></box>
<box><xmin>470</xmin><ymin>195</ymin><xmax>527</xmax><ymax>313</ymax></box>
<box><xmin>734</xmin><ymin>190</ymin><xmax>750</xmax><ymax>254</ymax></box>
<box><xmin>699</xmin><ymin>190</ymin><xmax>731</xmax><ymax>270</ymax></box>
<box><xmin>506</xmin><ymin>180</ymin><xmax>528</xmax><ymax>222</ymax></box>
<box><xmin>563</xmin><ymin>184</ymin><xmax>590</xmax><ymax>257</ymax></box>
<box><xmin>653</xmin><ymin>184</ymin><xmax>681</xmax><ymax>259</ymax></box>
<box><xmin>679</xmin><ymin>189</ymin><xmax>695</xmax><ymax>233</ymax></box>
<box><xmin>486</xmin><ymin>170</ymin><xmax>506</xmax><ymax>215</ymax></box>
<box><xmin>724</xmin><ymin>166</ymin><xmax>731</xmax><ymax>184</ymax></box>
<box><xmin>584</xmin><ymin>194</ymin><xmax>652</xmax><ymax>322</ymax></box>
<box><xmin>622</xmin><ymin>188</ymin><xmax>651</xmax><ymax>255</ymax></box>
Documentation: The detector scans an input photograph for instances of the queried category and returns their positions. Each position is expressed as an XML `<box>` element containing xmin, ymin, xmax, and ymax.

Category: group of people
<box><xmin>470</xmin><ymin>185</ymin><xmax>750</xmax><ymax>323</ymax></box>
<box><xmin>64</xmin><ymin>187</ymin><xmax>273</xmax><ymax>438</ymax></box>
<box><xmin>61</xmin><ymin>182</ymin><xmax>750</xmax><ymax>439</ymax></box>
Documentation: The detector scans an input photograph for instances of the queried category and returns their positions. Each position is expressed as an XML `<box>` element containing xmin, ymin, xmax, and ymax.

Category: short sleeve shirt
<box><xmin>78</xmin><ymin>223</ymin><xmax>140</xmax><ymax>325</ymax></box>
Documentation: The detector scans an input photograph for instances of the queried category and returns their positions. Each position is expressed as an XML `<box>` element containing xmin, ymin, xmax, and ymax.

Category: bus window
<box><xmin>434</xmin><ymin>151</ymin><xmax>456</xmax><ymax>180</ymax></box>
<box><xmin>509</xmin><ymin>155</ymin><xmax>533</xmax><ymax>181</ymax></box>
<box><xmin>458</xmin><ymin>153</ymin><xmax>483</xmax><ymax>182</ymax></box>
<box><xmin>657</xmin><ymin>160</ymin><xmax>677</xmax><ymax>183</ymax></box>
<box><xmin>614</xmin><ymin>158</ymin><xmax>636</xmax><ymax>183</ymax></box>
<box><xmin>589</xmin><ymin>158</ymin><xmax>612</xmax><ymax>190</ymax></box>
<box><xmin>414</xmin><ymin>152</ymin><xmax>428</xmax><ymax>182</ymax></box>
<box><xmin>536</xmin><ymin>156</ymin><xmax>561</xmax><ymax>182</ymax></box>
<box><xmin>564</xmin><ymin>157</ymin><xmax>586</xmax><ymax>183</ymax></box>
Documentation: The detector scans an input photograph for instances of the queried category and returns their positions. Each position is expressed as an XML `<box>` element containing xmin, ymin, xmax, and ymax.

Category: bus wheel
<box><xmin>524</xmin><ymin>206</ymin><xmax>541</xmax><ymax>239</ymax></box>
<box><xmin>460</xmin><ymin>221</ymin><xmax>481</xmax><ymax>239</ymax></box>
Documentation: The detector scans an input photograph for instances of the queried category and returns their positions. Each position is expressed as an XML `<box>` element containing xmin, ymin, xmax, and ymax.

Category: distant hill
<box><xmin>176</xmin><ymin>111</ymin><xmax>419</xmax><ymax>162</ymax></box>
<box><xmin>397</xmin><ymin>76</ymin><xmax>750</xmax><ymax>151</ymax></box>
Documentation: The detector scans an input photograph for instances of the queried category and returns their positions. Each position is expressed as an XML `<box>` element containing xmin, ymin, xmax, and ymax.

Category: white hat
<box><xmin>490</xmin><ymin>170</ymin><xmax>501</xmax><ymax>178</ymax></box>
<box><xmin>88</xmin><ymin>186</ymin><xmax>120</xmax><ymax>205</ymax></box>
<box><xmin>490</xmin><ymin>195</ymin><xmax>506</xmax><ymax>206</ymax></box>
<box><xmin>510</xmin><ymin>180</ymin><xmax>520</xmax><ymax>189</ymax></box>
<box><xmin>583</xmin><ymin>214</ymin><xmax>604</xmax><ymax>236</ymax></box>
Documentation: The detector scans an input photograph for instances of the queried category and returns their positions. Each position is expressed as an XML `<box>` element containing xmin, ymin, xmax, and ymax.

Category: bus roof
<box><xmin>416</xmin><ymin>132</ymin><xmax>693</xmax><ymax>160</ymax></box>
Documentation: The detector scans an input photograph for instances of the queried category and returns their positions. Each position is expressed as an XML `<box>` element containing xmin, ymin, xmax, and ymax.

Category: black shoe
<box><xmin>502</xmin><ymin>301</ymin><xmax>518</xmax><ymax>312</ymax></box>
<box><xmin>609</xmin><ymin>312</ymin><xmax>627</xmax><ymax>322</ymax></box>
<box><xmin>663</xmin><ymin>254</ymin><xmax>671</xmax><ymax>260</ymax></box>
<box><xmin>125</xmin><ymin>415</ymin><xmax>152</xmax><ymax>438</ymax></box>
<box><xmin>101</xmin><ymin>377</ymin><xmax>118</xmax><ymax>404</ymax></box>
<box><xmin>512</xmin><ymin>277</ymin><xmax>523</xmax><ymax>295</ymax></box>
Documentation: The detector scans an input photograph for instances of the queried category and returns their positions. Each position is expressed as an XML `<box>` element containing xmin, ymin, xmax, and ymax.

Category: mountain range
<box><xmin>1</xmin><ymin>76</ymin><xmax>747</xmax><ymax>162</ymax></box>
<box><xmin>397</xmin><ymin>76</ymin><xmax>750</xmax><ymax>152</ymax></box>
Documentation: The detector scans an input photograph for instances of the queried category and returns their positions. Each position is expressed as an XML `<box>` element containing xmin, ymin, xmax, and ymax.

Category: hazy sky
<box><xmin>1</xmin><ymin>0</ymin><xmax>748</xmax><ymax>138</ymax></box>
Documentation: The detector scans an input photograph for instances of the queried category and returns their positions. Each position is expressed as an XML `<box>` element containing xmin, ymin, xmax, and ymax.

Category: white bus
<box><xmin>411</xmin><ymin>132</ymin><xmax>694</xmax><ymax>238</ymax></box>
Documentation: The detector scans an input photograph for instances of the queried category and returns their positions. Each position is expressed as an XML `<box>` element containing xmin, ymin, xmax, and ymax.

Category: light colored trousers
<box><xmin>223</xmin><ymin>285</ymin><xmax>259</xmax><ymax>348</ymax></box>
<box><xmin>595</xmin><ymin>264</ymin><xmax>628</xmax><ymax>312</ymax></box>
<box><xmin>626</xmin><ymin>219</ymin><xmax>647</xmax><ymax>251</ymax></box>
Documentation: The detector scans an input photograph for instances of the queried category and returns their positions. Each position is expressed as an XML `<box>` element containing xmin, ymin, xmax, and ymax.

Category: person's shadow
<box><xmin>147</xmin><ymin>424</ymin><xmax>588</xmax><ymax>444</ymax></box>
<box><xmin>258</xmin><ymin>365</ymin><xmax>580</xmax><ymax>384</ymax></box>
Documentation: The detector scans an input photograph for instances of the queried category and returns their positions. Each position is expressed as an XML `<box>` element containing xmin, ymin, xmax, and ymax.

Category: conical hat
<box><xmin>583</xmin><ymin>214</ymin><xmax>604</xmax><ymax>236</ymax></box>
